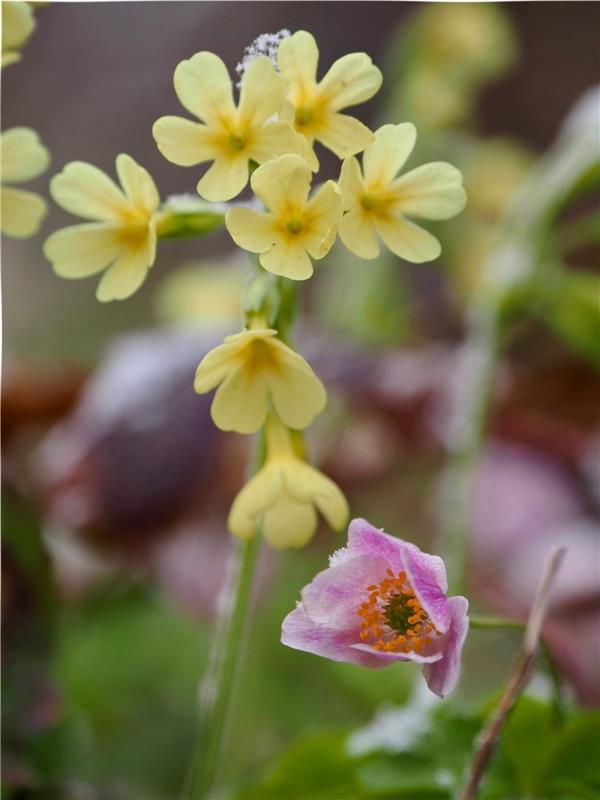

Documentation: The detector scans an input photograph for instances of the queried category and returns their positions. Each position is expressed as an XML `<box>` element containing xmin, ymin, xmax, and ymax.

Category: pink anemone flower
<box><xmin>281</xmin><ymin>518</ymin><xmax>469</xmax><ymax>698</ymax></box>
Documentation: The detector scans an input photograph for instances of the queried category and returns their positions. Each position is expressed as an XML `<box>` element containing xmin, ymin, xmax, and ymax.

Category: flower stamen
<box><xmin>356</xmin><ymin>569</ymin><xmax>441</xmax><ymax>654</ymax></box>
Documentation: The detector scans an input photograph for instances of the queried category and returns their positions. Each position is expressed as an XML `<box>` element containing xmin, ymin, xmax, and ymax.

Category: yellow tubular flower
<box><xmin>277</xmin><ymin>30</ymin><xmax>382</xmax><ymax>170</ymax></box>
<box><xmin>153</xmin><ymin>53</ymin><xmax>301</xmax><ymax>202</ymax></box>
<box><xmin>226</xmin><ymin>154</ymin><xmax>341</xmax><ymax>280</ymax></box>
<box><xmin>194</xmin><ymin>326</ymin><xmax>326</xmax><ymax>434</ymax></box>
<box><xmin>339</xmin><ymin>123</ymin><xmax>467</xmax><ymax>263</ymax></box>
<box><xmin>228</xmin><ymin>414</ymin><xmax>348</xmax><ymax>549</ymax></box>
<box><xmin>44</xmin><ymin>155</ymin><xmax>160</xmax><ymax>302</ymax></box>
<box><xmin>0</xmin><ymin>127</ymin><xmax>49</xmax><ymax>238</ymax></box>
<box><xmin>2</xmin><ymin>1</ymin><xmax>35</xmax><ymax>68</ymax></box>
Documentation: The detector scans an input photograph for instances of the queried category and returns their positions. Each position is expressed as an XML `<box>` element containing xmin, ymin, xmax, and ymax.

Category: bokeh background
<box><xmin>2</xmin><ymin>3</ymin><xmax>600</xmax><ymax>799</ymax></box>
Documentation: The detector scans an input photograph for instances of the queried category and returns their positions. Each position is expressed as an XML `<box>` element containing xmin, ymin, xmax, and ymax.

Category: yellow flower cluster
<box><xmin>31</xmin><ymin>28</ymin><xmax>467</xmax><ymax>549</ymax></box>
<box><xmin>2</xmin><ymin>1</ymin><xmax>36</xmax><ymax>68</ymax></box>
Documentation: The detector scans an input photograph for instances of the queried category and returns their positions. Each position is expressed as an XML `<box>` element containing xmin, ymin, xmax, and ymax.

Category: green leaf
<box><xmin>537</xmin><ymin>269</ymin><xmax>600</xmax><ymax>366</ymax></box>
<box><xmin>542</xmin><ymin>712</ymin><xmax>600</xmax><ymax>798</ymax></box>
<box><xmin>499</xmin><ymin>696</ymin><xmax>557</xmax><ymax>796</ymax></box>
<box><xmin>238</xmin><ymin>730</ymin><xmax>360</xmax><ymax>799</ymax></box>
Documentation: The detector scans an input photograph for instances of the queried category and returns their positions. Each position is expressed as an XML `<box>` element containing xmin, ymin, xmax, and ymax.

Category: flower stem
<box><xmin>183</xmin><ymin>533</ymin><xmax>261</xmax><ymax>800</ymax></box>
<box><xmin>438</xmin><ymin>305</ymin><xmax>500</xmax><ymax>594</ymax></box>
<box><xmin>182</xmin><ymin>437</ymin><xmax>265</xmax><ymax>800</ymax></box>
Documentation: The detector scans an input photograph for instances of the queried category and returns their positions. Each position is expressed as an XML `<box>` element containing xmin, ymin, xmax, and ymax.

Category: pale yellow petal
<box><xmin>2</xmin><ymin>1</ymin><xmax>35</xmax><ymax>53</ymax></box>
<box><xmin>44</xmin><ymin>222</ymin><xmax>122</xmax><ymax>277</ymax></box>
<box><xmin>319</xmin><ymin>52</ymin><xmax>382</xmax><ymax>111</ymax></box>
<box><xmin>277</xmin><ymin>30</ymin><xmax>319</xmax><ymax>90</ymax></box>
<box><xmin>339</xmin><ymin>207</ymin><xmax>380</xmax><ymax>259</ymax></box>
<box><xmin>173</xmin><ymin>51</ymin><xmax>235</xmax><ymax>124</ymax></box>
<box><xmin>303</xmin><ymin>180</ymin><xmax>342</xmax><ymax>259</ymax></box>
<box><xmin>2</xmin><ymin>51</ymin><xmax>21</xmax><ymax>67</ymax></box>
<box><xmin>284</xmin><ymin>462</ymin><xmax>348</xmax><ymax>531</ymax></box>
<box><xmin>194</xmin><ymin>339</ymin><xmax>242</xmax><ymax>394</ymax></box>
<box><xmin>1</xmin><ymin>185</ymin><xmax>46</xmax><ymax>238</ymax></box>
<box><xmin>153</xmin><ymin>116</ymin><xmax>217</xmax><ymax>167</ymax></box>
<box><xmin>317</xmin><ymin>113</ymin><xmax>374</xmax><ymax>159</ymax></box>
<box><xmin>247</xmin><ymin>122</ymin><xmax>302</xmax><ymax>165</ymax></box>
<box><xmin>262</xmin><ymin>493</ymin><xmax>317</xmax><ymax>549</ymax></box>
<box><xmin>225</xmin><ymin>207</ymin><xmax>276</xmax><ymax>253</ymax></box>
<box><xmin>95</xmin><ymin>232</ymin><xmax>156</xmax><ymax>301</ymax></box>
<box><xmin>211</xmin><ymin>364</ymin><xmax>269</xmax><ymax>434</ymax></box>
<box><xmin>265</xmin><ymin>341</ymin><xmax>327</xmax><ymax>429</ymax></box>
<box><xmin>392</xmin><ymin>162</ymin><xmax>467</xmax><ymax>220</ymax></box>
<box><xmin>196</xmin><ymin>156</ymin><xmax>248</xmax><ymax>202</ymax></box>
<box><xmin>376</xmin><ymin>215</ymin><xmax>441</xmax><ymax>263</ymax></box>
<box><xmin>228</xmin><ymin>466</ymin><xmax>283</xmax><ymax>540</ymax></box>
<box><xmin>116</xmin><ymin>154</ymin><xmax>159</xmax><ymax>216</ymax></box>
<box><xmin>0</xmin><ymin>127</ymin><xmax>49</xmax><ymax>183</ymax></box>
<box><xmin>260</xmin><ymin>239</ymin><xmax>313</xmax><ymax>281</ymax></box>
<box><xmin>363</xmin><ymin>123</ymin><xmax>416</xmax><ymax>185</ymax></box>
<box><xmin>338</xmin><ymin>156</ymin><xmax>364</xmax><ymax>210</ymax></box>
<box><xmin>239</xmin><ymin>55</ymin><xmax>287</xmax><ymax>125</ymax></box>
<box><xmin>250</xmin><ymin>154</ymin><xmax>311</xmax><ymax>214</ymax></box>
<box><xmin>50</xmin><ymin>161</ymin><xmax>129</xmax><ymax>222</ymax></box>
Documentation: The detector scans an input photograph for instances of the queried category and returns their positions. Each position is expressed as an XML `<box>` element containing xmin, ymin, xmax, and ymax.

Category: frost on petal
<box><xmin>422</xmin><ymin>596</ymin><xmax>469</xmax><ymax>698</ymax></box>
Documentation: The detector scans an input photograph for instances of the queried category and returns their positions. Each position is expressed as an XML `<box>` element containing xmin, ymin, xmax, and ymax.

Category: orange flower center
<box><xmin>356</xmin><ymin>568</ymin><xmax>441</xmax><ymax>654</ymax></box>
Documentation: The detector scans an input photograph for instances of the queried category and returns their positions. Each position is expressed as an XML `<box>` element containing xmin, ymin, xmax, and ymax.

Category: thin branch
<box><xmin>458</xmin><ymin>545</ymin><xmax>567</xmax><ymax>800</ymax></box>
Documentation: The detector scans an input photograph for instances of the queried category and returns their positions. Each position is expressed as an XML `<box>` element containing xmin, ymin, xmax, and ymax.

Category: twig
<box><xmin>458</xmin><ymin>545</ymin><xmax>567</xmax><ymax>800</ymax></box>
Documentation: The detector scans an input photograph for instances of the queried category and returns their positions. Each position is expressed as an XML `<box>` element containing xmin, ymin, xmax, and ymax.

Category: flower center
<box><xmin>357</xmin><ymin>568</ymin><xmax>440</xmax><ymax>653</ymax></box>
<box><xmin>228</xmin><ymin>133</ymin><xmax>247</xmax><ymax>151</ymax></box>
<box><xmin>294</xmin><ymin>107</ymin><xmax>314</xmax><ymax>127</ymax></box>
<box><xmin>359</xmin><ymin>189</ymin><xmax>397</xmax><ymax>217</ymax></box>
<box><xmin>285</xmin><ymin>217</ymin><xmax>304</xmax><ymax>235</ymax></box>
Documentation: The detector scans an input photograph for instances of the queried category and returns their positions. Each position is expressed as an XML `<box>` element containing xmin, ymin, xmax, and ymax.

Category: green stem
<box><xmin>182</xmin><ymin>438</ymin><xmax>265</xmax><ymax>800</ymax></box>
<box><xmin>438</xmin><ymin>304</ymin><xmax>500</xmax><ymax>594</ymax></box>
<box><xmin>470</xmin><ymin>615</ymin><xmax>525</xmax><ymax>631</ymax></box>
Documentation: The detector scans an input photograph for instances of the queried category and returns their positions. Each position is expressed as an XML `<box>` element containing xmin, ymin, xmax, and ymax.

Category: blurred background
<box><xmin>2</xmin><ymin>3</ymin><xmax>600</xmax><ymax>799</ymax></box>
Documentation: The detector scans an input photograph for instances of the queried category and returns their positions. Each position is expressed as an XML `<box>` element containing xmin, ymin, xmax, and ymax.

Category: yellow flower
<box><xmin>339</xmin><ymin>123</ymin><xmax>466</xmax><ymax>262</ymax></box>
<box><xmin>0</xmin><ymin>127</ymin><xmax>49</xmax><ymax>238</ymax></box>
<box><xmin>44</xmin><ymin>154</ymin><xmax>160</xmax><ymax>302</ymax></box>
<box><xmin>153</xmin><ymin>52</ymin><xmax>300</xmax><ymax>202</ymax></box>
<box><xmin>277</xmin><ymin>30</ymin><xmax>382</xmax><ymax>170</ymax></box>
<box><xmin>226</xmin><ymin>154</ymin><xmax>341</xmax><ymax>280</ymax></box>
<box><xmin>228</xmin><ymin>414</ymin><xmax>348</xmax><ymax>548</ymax></box>
<box><xmin>194</xmin><ymin>326</ymin><xmax>326</xmax><ymax>435</ymax></box>
<box><xmin>2</xmin><ymin>1</ymin><xmax>35</xmax><ymax>68</ymax></box>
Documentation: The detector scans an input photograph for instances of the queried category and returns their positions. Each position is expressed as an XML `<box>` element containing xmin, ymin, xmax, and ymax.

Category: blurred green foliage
<box><xmin>240</xmin><ymin>696</ymin><xmax>600</xmax><ymax>800</ymax></box>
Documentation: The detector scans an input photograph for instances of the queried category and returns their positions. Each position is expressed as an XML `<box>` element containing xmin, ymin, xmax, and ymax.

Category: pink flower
<box><xmin>281</xmin><ymin>518</ymin><xmax>469</xmax><ymax>698</ymax></box>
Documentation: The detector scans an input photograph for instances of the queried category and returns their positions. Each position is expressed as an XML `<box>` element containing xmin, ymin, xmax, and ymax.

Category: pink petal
<box><xmin>342</xmin><ymin>517</ymin><xmax>406</xmax><ymax>572</ymax></box>
<box><xmin>281</xmin><ymin>605</ymin><xmax>390</xmax><ymax>669</ymax></box>
<box><xmin>422</xmin><ymin>595</ymin><xmax>469</xmax><ymax>698</ymax></box>
<box><xmin>301</xmin><ymin>553</ymin><xmax>390</xmax><ymax>629</ymax></box>
<box><xmin>402</xmin><ymin>544</ymin><xmax>452</xmax><ymax>633</ymax></box>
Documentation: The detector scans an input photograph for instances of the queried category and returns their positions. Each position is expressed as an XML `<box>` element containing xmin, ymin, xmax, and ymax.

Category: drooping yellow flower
<box><xmin>194</xmin><ymin>325</ymin><xmax>326</xmax><ymax>435</ymax></box>
<box><xmin>153</xmin><ymin>52</ymin><xmax>301</xmax><ymax>202</ymax></box>
<box><xmin>2</xmin><ymin>1</ymin><xmax>35</xmax><ymax>68</ymax></box>
<box><xmin>338</xmin><ymin>123</ymin><xmax>466</xmax><ymax>262</ymax></box>
<box><xmin>0</xmin><ymin>127</ymin><xmax>49</xmax><ymax>238</ymax></box>
<box><xmin>44</xmin><ymin>154</ymin><xmax>160</xmax><ymax>302</ymax></box>
<box><xmin>277</xmin><ymin>30</ymin><xmax>382</xmax><ymax>170</ymax></box>
<box><xmin>228</xmin><ymin>414</ymin><xmax>348</xmax><ymax>549</ymax></box>
<box><xmin>226</xmin><ymin>154</ymin><xmax>341</xmax><ymax>280</ymax></box>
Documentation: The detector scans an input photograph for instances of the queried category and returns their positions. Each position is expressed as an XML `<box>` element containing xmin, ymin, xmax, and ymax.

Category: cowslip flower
<box><xmin>194</xmin><ymin>325</ymin><xmax>326</xmax><ymax>434</ymax></box>
<box><xmin>228</xmin><ymin>414</ymin><xmax>348</xmax><ymax>549</ymax></box>
<box><xmin>44</xmin><ymin>154</ymin><xmax>159</xmax><ymax>302</ymax></box>
<box><xmin>2</xmin><ymin>1</ymin><xmax>35</xmax><ymax>68</ymax></box>
<box><xmin>0</xmin><ymin>127</ymin><xmax>49</xmax><ymax>238</ymax></box>
<box><xmin>277</xmin><ymin>30</ymin><xmax>382</xmax><ymax>170</ymax></box>
<box><xmin>153</xmin><ymin>53</ymin><xmax>300</xmax><ymax>202</ymax></box>
<box><xmin>282</xmin><ymin>518</ymin><xmax>469</xmax><ymax>698</ymax></box>
<box><xmin>226</xmin><ymin>154</ymin><xmax>341</xmax><ymax>280</ymax></box>
<box><xmin>338</xmin><ymin>123</ymin><xmax>466</xmax><ymax>262</ymax></box>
